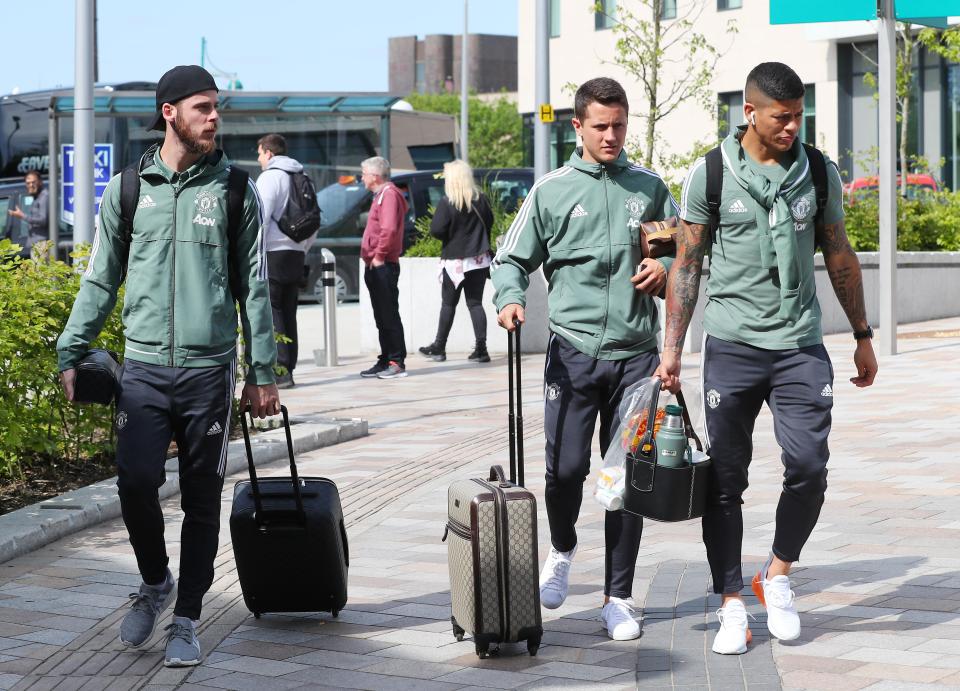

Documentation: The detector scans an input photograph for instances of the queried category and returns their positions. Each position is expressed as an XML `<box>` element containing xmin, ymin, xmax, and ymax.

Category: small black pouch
<box><xmin>73</xmin><ymin>349</ymin><xmax>121</xmax><ymax>404</ymax></box>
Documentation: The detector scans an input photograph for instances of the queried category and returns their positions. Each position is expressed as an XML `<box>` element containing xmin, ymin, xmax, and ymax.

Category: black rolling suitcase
<box><xmin>230</xmin><ymin>405</ymin><xmax>348</xmax><ymax>618</ymax></box>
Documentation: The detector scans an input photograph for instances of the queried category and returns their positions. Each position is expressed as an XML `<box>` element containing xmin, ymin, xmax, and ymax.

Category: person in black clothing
<box><xmin>419</xmin><ymin>160</ymin><xmax>494</xmax><ymax>363</ymax></box>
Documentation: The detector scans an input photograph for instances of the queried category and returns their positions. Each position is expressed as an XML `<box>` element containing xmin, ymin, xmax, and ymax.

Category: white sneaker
<box><xmin>712</xmin><ymin>599</ymin><xmax>752</xmax><ymax>655</ymax></box>
<box><xmin>539</xmin><ymin>545</ymin><xmax>576</xmax><ymax>609</ymax></box>
<box><xmin>753</xmin><ymin>572</ymin><xmax>801</xmax><ymax>641</ymax></box>
<box><xmin>601</xmin><ymin>597</ymin><xmax>640</xmax><ymax>640</ymax></box>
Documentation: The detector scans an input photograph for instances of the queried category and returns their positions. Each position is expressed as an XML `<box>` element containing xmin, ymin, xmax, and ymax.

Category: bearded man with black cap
<box><xmin>56</xmin><ymin>65</ymin><xmax>279</xmax><ymax>667</ymax></box>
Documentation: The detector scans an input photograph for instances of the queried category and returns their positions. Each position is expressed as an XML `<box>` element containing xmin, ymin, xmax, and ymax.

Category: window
<box><xmin>717</xmin><ymin>0</ymin><xmax>742</xmax><ymax>10</ymax></box>
<box><xmin>550</xmin><ymin>0</ymin><xmax>560</xmax><ymax>37</ymax></box>
<box><xmin>595</xmin><ymin>0</ymin><xmax>617</xmax><ymax>29</ymax></box>
<box><xmin>661</xmin><ymin>0</ymin><xmax>677</xmax><ymax>19</ymax></box>
<box><xmin>414</xmin><ymin>62</ymin><xmax>425</xmax><ymax>93</ymax></box>
<box><xmin>799</xmin><ymin>85</ymin><xmax>816</xmax><ymax>146</ymax></box>
<box><xmin>718</xmin><ymin>90</ymin><xmax>744</xmax><ymax>138</ymax></box>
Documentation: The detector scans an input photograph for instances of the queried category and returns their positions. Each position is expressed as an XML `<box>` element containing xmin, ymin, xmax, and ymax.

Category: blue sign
<box><xmin>895</xmin><ymin>0</ymin><xmax>956</xmax><ymax>17</ymax></box>
<box><xmin>62</xmin><ymin>143</ymin><xmax>112</xmax><ymax>225</ymax></box>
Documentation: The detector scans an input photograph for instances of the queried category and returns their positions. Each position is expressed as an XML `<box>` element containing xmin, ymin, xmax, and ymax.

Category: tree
<box><xmin>595</xmin><ymin>0</ymin><xmax>737</xmax><ymax>169</ymax></box>
<box><xmin>404</xmin><ymin>92</ymin><xmax>523</xmax><ymax>169</ymax></box>
<box><xmin>855</xmin><ymin>24</ymin><xmax>959</xmax><ymax>197</ymax></box>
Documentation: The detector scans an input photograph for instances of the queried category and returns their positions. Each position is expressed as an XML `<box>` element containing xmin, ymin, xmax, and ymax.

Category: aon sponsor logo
<box><xmin>192</xmin><ymin>214</ymin><xmax>216</xmax><ymax>227</ymax></box>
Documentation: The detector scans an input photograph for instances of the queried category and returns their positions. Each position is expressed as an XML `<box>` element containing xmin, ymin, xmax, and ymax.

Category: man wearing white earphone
<box><xmin>656</xmin><ymin>62</ymin><xmax>877</xmax><ymax>656</ymax></box>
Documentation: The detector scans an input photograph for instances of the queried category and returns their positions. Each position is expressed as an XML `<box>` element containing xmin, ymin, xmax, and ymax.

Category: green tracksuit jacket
<box><xmin>492</xmin><ymin>149</ymin><xmax>678</xmax><ymax>360</ymax></box>
<box><xmin>57</xmin><ymin>146</ymin><xmax>276</xmax><ymax>384</ymax></box>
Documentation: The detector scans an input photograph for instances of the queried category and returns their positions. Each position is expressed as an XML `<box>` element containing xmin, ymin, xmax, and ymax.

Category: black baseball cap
<box><xmin>147</xmin><ymin>65</ymin><xmax>219</xmax><ymax>132</ymax></box>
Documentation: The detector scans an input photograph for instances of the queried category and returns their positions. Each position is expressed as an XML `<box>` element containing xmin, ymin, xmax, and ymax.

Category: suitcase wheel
<box><xmin>332</xmin><ymin>610</ymin><xmax>339</xmax><ymax>618</ymax></box>
<box><xmin>475</xmin><ymin>641</ymin><xmax>490</xmax><ymax>659</ymax></box>
<box><xmin>527</xmin><ymin>636</ymin><xmax>541</xmax><ymax>657</ymax></box>
<box><xmin>452</xmin><ymin>623</ymin><xmax>465</xmax><ymax>642</ymax></box>
<box><xmin>253</xmin><ymin>612</ymin><xmax>261</xmax><ymax>619</ymax></box>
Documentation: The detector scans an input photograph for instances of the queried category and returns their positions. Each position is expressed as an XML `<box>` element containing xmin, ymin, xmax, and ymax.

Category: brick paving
<box><xmin>0</xmin><ymin>318</ymin><xmax>958</xmax><ymax>689</ymax></box>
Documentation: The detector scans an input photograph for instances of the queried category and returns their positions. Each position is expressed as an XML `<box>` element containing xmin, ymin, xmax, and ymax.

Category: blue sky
<box><xmin>4</xmin><ymin>0</ymin><xmax>518</xmax><ymax>95</ymax></box>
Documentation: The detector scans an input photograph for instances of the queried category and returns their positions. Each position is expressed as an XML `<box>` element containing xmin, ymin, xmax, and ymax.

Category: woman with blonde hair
<box><xmin>419</xmin><ymin>159</ymin><xmax>495</xmax><ymax>363</ymax></box>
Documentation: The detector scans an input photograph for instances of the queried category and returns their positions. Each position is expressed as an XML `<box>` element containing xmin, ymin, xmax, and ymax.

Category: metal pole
<box><xmin>460</xmin><ymin>0</ymin><xmax>469</xmax><ymax>163</ymax></box>
<box><xmin>534</xmin><ymin>0</ymin><xmax>551</xmax><ymax>180</ymax></box>
<box><xmin>321</xmin><ymin>248</ymin><xmax>338</xmax><ymax>367</ymax></box>
<box><xmin>73</xmin><ymin>0</ymin><xmax>95</xmax><ymax>247</ymax></box>
<box><xmin>878</xmin><ymin>0</ymin><xmax>897</xmax><ymax>355</ymax></box>
<box><xmin>47</xmin><ymin>110</ymin><xmax>60</xmax><ymax>260</ymax></box>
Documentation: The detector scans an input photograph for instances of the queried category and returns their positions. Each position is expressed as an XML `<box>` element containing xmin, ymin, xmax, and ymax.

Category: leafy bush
<box><xmin>404</xmin><ymin>191</ymin><xmax>519</xmax><ymax>258</ymax></box>
<box><xmin>844</xmin><ymin>190</ymin><xmax>960</xmax><ymax>252</ymax></box>
<box><xmin>0</xmin><ymin>241</ymin><xmax>125</xmax><ymax>478</ymax></box>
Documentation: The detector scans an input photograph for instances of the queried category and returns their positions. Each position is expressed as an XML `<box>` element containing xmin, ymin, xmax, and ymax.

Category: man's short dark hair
<box><xmin>257</xmin><ymin>133</ymin><xmax>287</xmax><ymax>156</ymax></box>
<box><xmin>574</xmin><ymin>78</ymin><xmax>629</xmax><ymax>120</ymax></box>
<box><xmin>24</xmin><ymin>170</ymin><xmax>42</xmax><ymax>183</ymax></box>
<box><xmin>745</xmin><ymin>62</ymin><xmax>805</xmax><ymax>103</ymax></box>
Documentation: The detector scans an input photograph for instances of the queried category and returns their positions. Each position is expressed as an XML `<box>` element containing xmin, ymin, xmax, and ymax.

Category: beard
<box><xmin>172</xmin><ymin>114</ymin><xmax>216</xmax><ymax>156</ymax></box>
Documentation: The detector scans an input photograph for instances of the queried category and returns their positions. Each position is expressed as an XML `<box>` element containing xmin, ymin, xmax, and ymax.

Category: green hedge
<box><xmin>844</xmin><ymin>190</ymin><xmax>960</xmax><ymax>252</ymax></box>
<box><xmin>0</xmin><ymin>241</ymin><xmax>124</xmax><ymax>478</ymax></box>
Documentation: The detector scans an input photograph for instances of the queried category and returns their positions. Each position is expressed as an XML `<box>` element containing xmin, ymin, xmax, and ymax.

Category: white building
<box><xmin>517</xmin><ymin>0</ymin><xmax>960</xmax><ymax>187</ymax></box>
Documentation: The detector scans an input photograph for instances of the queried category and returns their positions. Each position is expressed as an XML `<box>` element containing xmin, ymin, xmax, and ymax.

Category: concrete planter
<box><xmin>361</xmin><ymin>253</ymin><xmax>960</xmax><ymax>355</ymax></box>
<box><xmin>360</xmin><ymin>258</ymin><xmax>550</xmax><ymax>355</ymax></box>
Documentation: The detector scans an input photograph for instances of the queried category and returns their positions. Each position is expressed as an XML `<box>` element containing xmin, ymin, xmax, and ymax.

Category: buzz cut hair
<box><xmin>574</xmin><ymin>77</ymin><xmax>629</xmax><ymax>121</ymax></box>
<box><xmin>257</xmin><ymin>133</ymin><xmax>287</xmax><ymax>156</ymax></box>
<box><xmin>745</xmin><ymin>62</ymin><xmax>805</xmax><ymax>102</ymax></box>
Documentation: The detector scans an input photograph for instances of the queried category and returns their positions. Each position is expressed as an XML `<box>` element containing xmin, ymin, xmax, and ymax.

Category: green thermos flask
<box><xmin>656</xmin><ymin>404</ymin><xmax>691</xmax><ymax>468</ymax></box>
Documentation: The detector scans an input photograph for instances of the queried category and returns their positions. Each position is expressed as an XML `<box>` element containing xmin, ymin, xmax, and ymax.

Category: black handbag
<box><xmin>73</xmin><ymin>349</ymin><xmax>122</xmax><ymax>405</ymax></box>
<box><xmin>623</xmin><ymin>378</ymin><xmax>712</xmax><ymax>522</ymax></box>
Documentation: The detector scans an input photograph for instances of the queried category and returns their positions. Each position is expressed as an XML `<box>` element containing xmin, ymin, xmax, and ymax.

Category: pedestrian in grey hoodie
<box><xmin>256</xmin><ymin>133</ymin><xmax>317</xmax><ymax>388</ymax></box>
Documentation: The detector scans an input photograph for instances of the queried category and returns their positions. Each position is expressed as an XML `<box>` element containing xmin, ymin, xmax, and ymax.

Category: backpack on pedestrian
<box><xmin>275</xmin><ymin>170</ymin><xmax>321</xmax><ymax>242</ymax></box>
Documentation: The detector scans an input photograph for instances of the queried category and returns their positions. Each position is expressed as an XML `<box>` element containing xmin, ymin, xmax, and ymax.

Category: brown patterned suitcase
<box><xmin>443</xmin><ymin>323</ymin><xmax>542</xmax><ymax>658</ymax></box>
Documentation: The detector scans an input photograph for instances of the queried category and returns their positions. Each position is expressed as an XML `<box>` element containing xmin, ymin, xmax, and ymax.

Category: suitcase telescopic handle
<box><xmin>240</xmin><ymin>404</ymin><xmax>307</xmax><ymax>525</ymax></box>
<box><xmin>507</xmin><ymin>320</ymin><xmax>524</xmax><ymax>487</ymax></box>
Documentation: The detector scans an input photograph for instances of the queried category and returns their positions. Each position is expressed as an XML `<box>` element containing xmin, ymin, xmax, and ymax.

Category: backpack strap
<box><xmin>704</xmin><ymin>147</ymin><xmax>723</xmax><ymax>243</ymax></box>
<box><xmin>117</xmin><ymin>165</ymin><xmax>141</xmax><ymax>278</ymax></box>
<box><xmin>802</xmin><ymin>143</ymin><xmax>829</xmax><ymax>231</ymax></box>
<box><xmin>226</xmin><ymin>166</ymin><xmax>251</xmax><ymax>300</ymax></box>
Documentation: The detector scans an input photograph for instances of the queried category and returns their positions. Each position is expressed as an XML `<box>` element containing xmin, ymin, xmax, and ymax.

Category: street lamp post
<box><xmin>73</xmin><ymin>0</ymin><xmax>95</xmax><ymax>247</ymax></box>
<box><xmin>461</xmin><ymin>0</ymin><xmax>469</xmax><ymax>163</ymax></box>
<box><xmin>534</xmin><ymin>0</ymin><xmax>550</xmax><ymax>180</ymax></box>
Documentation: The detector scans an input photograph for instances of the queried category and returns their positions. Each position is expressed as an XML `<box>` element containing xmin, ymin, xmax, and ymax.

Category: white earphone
<box><xmin>750</xmin><ymin>114</ymin><xmax>757</xmax><ymax>126</ymax></box>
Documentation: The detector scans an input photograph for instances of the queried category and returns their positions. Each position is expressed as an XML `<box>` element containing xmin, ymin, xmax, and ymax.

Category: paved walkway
<box><xmin>0</xmin><ymin>318</ymin><xmax>958</xmax><ymax>690</ymax></box>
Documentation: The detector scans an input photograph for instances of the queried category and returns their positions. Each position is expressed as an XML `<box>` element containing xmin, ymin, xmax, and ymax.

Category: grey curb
<box><xmin>0</xmin><ymin>415</ymin><xmax>367</xmax><ymax>566</ymax></box>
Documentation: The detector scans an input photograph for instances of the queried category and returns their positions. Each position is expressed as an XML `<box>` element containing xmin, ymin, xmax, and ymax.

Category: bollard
<box><xmin>320</xmin><ymin>248</ymin><xmax>338</xmax><ymax>367</ymax></box>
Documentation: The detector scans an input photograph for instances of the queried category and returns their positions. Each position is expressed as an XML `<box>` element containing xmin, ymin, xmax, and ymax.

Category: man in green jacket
<box><xmin>56</xmin><ymin>65</ymin><xmax>279</xmax><ymax>667</ymax></box>
<box><xmin>493</xmin><ymin>77</ymin><xmax>677</xmax><ymax>640</ymax></box>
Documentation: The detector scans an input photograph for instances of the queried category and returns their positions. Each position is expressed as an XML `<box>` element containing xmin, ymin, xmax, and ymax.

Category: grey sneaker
<box><xmin>376</xmin><ymin>361</ymin><xmax>407</xmax><ymax>379</ymax></box>
<box><xmin>119</xmin><ymin>569</ymin><xmax>176</xmax><ymax>648</ymax></box>
<box><xmin>164</xmin><ymin>616</ymin><xmax>201</xmax><ymax>667</ymax></box>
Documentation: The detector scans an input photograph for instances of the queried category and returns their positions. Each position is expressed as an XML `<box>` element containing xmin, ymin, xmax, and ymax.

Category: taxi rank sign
<box><xmin>62</xmin><ymin>143</ymin><xmax>112</xmax><ymax>226</ymax></box>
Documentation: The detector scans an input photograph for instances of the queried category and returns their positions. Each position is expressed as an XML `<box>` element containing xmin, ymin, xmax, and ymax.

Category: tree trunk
<box><xmin>644</xmin><ymin>0</ymin><xmax>662</xmax><ymax>168</ymax></box>
<box><xmin>899</xmin><ymin>29</ymin><xmax>914</xmax><ymax>198</ymax></box>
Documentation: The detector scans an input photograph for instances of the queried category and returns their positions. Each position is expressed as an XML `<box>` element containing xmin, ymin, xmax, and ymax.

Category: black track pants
<box><xmin>700</xmin><ymin>335</ymin><xmax>834</xmax><ymax>595</ymax></box>
<box><xmin>114</xmin><ymin>359</ymin><xmax>236</xmax><ymax>620</ymax></box>
<box><xmin>267</xmin><ymin>250</ymin><xmax>305</xmax><ymax>372</ymax></box>
<box><xmin>543</xmin><ymin>333</ymin><xmax>659</xmax><ymax>599</ymax></box>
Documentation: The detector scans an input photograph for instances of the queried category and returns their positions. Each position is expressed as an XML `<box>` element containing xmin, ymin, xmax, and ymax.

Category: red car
<box><xmin>844</xmin><ymin>173</ymin><xmax>939</xmax><ymax>204</ymax></box>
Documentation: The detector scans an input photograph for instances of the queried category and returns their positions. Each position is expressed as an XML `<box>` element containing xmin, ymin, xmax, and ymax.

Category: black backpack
<box><xmin>118</xmin><ymin>163</ymin><xmax>249</xmax><ymax>295</ymax></box>
<box><xmin>704</xmin><ymin>143</ymin><xmax>828</xmax><ymax>244</ymax></box>
<box><xmin>274</xmin><ymin>170</ymin><xmax>321</xmax><ymax>242</ymax></box>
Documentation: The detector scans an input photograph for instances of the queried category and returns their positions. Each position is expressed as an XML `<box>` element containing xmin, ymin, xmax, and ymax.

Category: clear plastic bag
<box><xmin>593</xmin><ymin>376</ymin><xmax>707</xmax><ymax>511</ymax></box>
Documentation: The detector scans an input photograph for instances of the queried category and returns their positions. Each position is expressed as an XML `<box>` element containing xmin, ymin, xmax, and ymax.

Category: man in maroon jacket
<box><xmin>359</xmin><ymin>156</ymin><xmax>409</xmax><ymax>379</ymax></box>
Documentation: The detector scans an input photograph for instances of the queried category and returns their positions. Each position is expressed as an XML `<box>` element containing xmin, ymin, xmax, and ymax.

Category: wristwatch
<box><xmin>853</xmin><ymin>326</ymin><xmax>874</xmax><ymax>341</ymax></box>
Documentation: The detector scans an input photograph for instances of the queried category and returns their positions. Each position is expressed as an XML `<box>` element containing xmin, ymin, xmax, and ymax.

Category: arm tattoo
<box><xmin>664</xmin><ymin>221</ymin><xmax>710</xmax><ymax>350</ymax></box>
<box><xmin>820</xmin><ymin>220</ymin><xmax>868</xmax><ymax>330</ymax></box>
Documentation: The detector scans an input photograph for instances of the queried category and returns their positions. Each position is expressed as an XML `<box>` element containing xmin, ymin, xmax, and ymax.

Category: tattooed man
<box><xmin>655</xmin><ymin>62</ymin><xmax>878</xmax><ymax>656</ymax></box>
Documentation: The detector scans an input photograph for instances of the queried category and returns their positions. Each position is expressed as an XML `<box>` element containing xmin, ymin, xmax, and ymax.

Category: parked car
<box><xmin>844</xmin><ymin>173</ymin><xmax>939</xmax><ymax>205</ymax></box>
<box><xmin>301</xmin><ymin>167</ymin><xmax>534</xmax><ymax>302</ymax></box>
